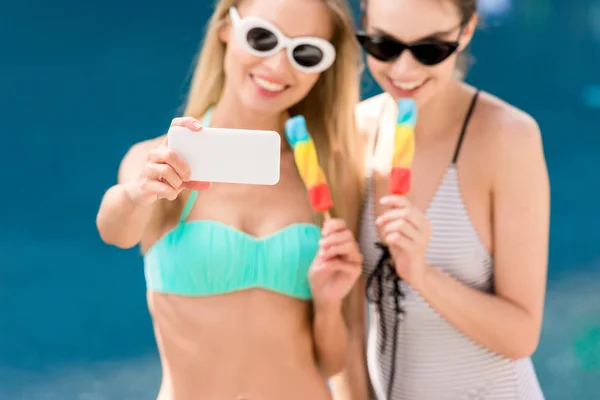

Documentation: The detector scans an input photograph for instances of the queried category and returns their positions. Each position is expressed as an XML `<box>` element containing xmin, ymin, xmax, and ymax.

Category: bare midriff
<box><xmin>147</xmin><ymin>289</ymin><xmax>331</xmax><ymax>400</ymax></box>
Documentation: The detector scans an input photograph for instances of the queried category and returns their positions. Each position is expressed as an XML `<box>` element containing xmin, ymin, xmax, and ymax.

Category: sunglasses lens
<box><xmin>246</xmin><ymin>27</ymin><xmax>278</xmax><ymax>52</ymax></box>
<box><xmin>357</xmin><ymin>34</ymin><xmax>403</xmax><ymax>62</ymax></box>
<box><xmin>292</xmin><ymin>44</ymin><xmax>324</xmax><ymax>68</ymax></box>
<box><xmin>411</xmin><ymin>43</ymin><xmax>457</xmax><ymax>65</ymax></box>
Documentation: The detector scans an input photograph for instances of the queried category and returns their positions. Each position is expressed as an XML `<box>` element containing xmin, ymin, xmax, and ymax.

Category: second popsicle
<box><xmin>389</xmin><ymin>98</ymin><xmax>417</xmax><ymax>196</ymax></box>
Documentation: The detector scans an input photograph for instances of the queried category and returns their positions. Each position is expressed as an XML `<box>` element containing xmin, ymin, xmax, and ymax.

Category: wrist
<box><xmin>414</xmin><ymin>263</ymin><xmax>435</xmax><ymax>294</ymax></box>
<box><xmin>313</xmin><ymin>298</ymin><xmax>343</xmax><ymax>316</ymax></box>
<box><xmin>122</xmin><ymin>181</ymin><xmax>152</xmax><ymax>208</ymax></box>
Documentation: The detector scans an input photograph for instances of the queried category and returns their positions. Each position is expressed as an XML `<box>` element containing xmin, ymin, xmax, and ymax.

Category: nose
<box><xmin>262</xmin><ymin>49</ymin><xmax>291</xmax><ymax>73</ymax></box>
<box><xmin>390</xmin><ymin>49</ymin><xmax>421</xmax><ymax>76</ymax></box>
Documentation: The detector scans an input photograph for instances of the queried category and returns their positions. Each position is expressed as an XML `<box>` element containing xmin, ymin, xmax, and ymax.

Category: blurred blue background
<box><xmin>1</xmin><ymin>0</ymin><xmax>599</xmax><ymax>398</ymax></box>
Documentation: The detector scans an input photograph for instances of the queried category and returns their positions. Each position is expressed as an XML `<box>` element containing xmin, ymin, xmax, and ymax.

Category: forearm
<box><xmin>96</xmin><ymin>183</ymin><xmax>154</xmax><ymax>248</ymax></box>
<box><xmin>313</xmin><ymin>302</ymin><xmax>348</xmax><ymax>378</ymax></box>
<box><xmin>418</xmin><ymin>265</ymin><xmax>541</xmax><ymax>359</ymax></box>
<box><xmin>329</xmin><ymin>335</ymin><xmax>370</xmax><ymax>400</ymax></box>
<box><xmin>330</xmin><ymin>281</ymin><xmax>370</xmax><ymax>400</ymax></box>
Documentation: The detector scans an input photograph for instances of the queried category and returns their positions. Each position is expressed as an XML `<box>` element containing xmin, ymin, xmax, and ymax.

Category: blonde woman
<box><xmin>95</xmin><ymin>0</ymin><xmax>365</xmax><ymax>399</ymax></box>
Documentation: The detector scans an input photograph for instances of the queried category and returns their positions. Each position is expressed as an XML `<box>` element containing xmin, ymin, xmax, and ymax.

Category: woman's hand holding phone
<box><xmin>126</xmin><ymin>117</ymin><xmax>211</xmax><ymax>206</ymax></box>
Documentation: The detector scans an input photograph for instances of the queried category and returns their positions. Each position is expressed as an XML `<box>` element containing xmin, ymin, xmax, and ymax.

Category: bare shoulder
<box><xmin>118</xmin><ymin>135</ymin><xmax>164</xmax><ymax>183</ymax></box>
<box><xmin>471</xmin><ymin>91</ymin><xmax>548</xmax><ymax>187</ymax></box>
<box><xmin>475</xmin><ymin>91</ymin><xmax>543</xmax><ymax>154</ymax></box>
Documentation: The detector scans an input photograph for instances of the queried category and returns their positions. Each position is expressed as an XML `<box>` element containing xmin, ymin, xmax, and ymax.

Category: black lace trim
<box><xmin>365</xmin><ymin>242</ymin><xmax>405</xmax><ymax>400</ymax></box>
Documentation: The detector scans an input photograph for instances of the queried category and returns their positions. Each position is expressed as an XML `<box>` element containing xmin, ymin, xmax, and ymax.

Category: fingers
<box><xmin>376</xmin><ymin>208</ymin><xmax>414</xmax><ymax>227</ymax></box>
<box><xmin>321</xmin><ymin>242</ymin><xmax>363</xmax><ymax>264</ymax></box>
<box><xmin>132</xmin><ymin>119</ymin><xmax>205</xmax><ymax>205</ymax></box>
<box><xmin>139</xmin><ymin>179</ymin><xmax>180</xmax><ymax>201</ymax></box>
<box><xmin>311</xmin><ymin>257</ymin><xmax>361</xmax><ymax>278</ymax></box>
<box><xmin>319</xmin><ymin>228</ymin><xmax>353</xmax><ymax>249</ymax></box>
<box><xmin>407</xmin><ymin>206</ymin><xmax>428</xmax><ymax>227</ymax></box>
<box><xmin>170</xmin><ymin>116</ymin><xmax>203</xmax><ymax>131</ymax></box>
<box><xmin>321</xmin><ymin>218</ymin><xmax>348</xmax><ymax>236</ymax></box>
<box><xmin>385</xmin><ymin>231</ymin><xmax>415</xmax><ymax>252</ymax></box>
<box><xmin>380</xmin><ymin>195</ymin><xmax>410</xmax><ymax>209</ymax></box>
<box><xmin>381</xmin><ymin>217</ymin><xmax>419</xmax><ymax>242</ymax></box>
<box><xmin>320</xmin><ymin>219</ymin><xmax>362</xmax><ymax>264</ymax></box>
<box><xmin>319</xmin><ymin>230</ymin><xmax>362</xmax><ymax>264</ymax></box>
<box><xmin>376</xmin><ymin>200</ymin><xmax>430</xmax><ymax>246</ymax></box>
<box><xmin>149</xmin><ymin>117</ymin><xmax>207</xmax><ymax>193</ymax></box>
<box><xmin>183</xmin><ymin>181</ymin><xmax>212</xmax><ymax>191</ymax></box>
<box><xmin>145</xmin><ymin>163</ymin><xmax>183</xmax><ymax>190</ymax></box>
<box><xmin>136</xmin><ymin>145</ymin><xmax>193</xmax><ymax>203</ymax></box>
<box><xmin>147</xmin><ymin>147</ymin><xmax>191</xmax><ymax>182</ymax></box>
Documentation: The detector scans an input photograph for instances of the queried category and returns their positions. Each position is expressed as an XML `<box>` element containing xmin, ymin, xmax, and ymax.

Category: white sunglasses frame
<box><xmin>228</xmin><ymin>7</ymin><xmax>336</xmax><ymax>74</ymax></box>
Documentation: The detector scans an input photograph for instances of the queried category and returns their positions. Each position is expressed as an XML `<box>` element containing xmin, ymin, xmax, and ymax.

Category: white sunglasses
<box><xmin>228</xmin><ymin>7</ymin><xmax>336</xmax><ymax>73</ymax></box>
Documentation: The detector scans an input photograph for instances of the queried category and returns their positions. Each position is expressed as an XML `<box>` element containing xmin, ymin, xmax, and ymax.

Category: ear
<box><xmin>458</xmin><ymin>13</ymin><xmax>479</xmax><ymax>52</ymax></box>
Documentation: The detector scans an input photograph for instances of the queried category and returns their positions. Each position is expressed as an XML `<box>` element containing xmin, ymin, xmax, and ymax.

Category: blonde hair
<box><xmin>182</xmin><ymin>0</ymin><xmax>365</xmax><ymax>233</ymax></box>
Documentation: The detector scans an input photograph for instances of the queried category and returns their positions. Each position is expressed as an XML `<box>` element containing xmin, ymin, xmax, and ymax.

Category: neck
<box><xmin>209</xmin><ymin>85</ymin><xmax>289</xmax><ymax>134</ymax></box>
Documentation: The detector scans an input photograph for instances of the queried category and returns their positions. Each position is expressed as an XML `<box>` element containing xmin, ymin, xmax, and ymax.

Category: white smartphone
<box><xmin>167</xmin><ymin>125</ymin><xmax>281</xmax><ymax>185</ymax></box>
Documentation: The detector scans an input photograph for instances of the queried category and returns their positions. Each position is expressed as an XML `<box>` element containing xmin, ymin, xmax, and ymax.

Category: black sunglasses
<box><xmin>355</xmin><ymin>30</ymin><xmax>462</xmax><ymax>66</ymax></box>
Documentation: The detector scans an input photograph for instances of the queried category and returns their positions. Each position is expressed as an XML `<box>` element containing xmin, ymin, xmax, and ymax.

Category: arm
<box><xmin>313</xmin><ymin>299</ymin><xmax>349</xmax><ymax>378</ymax></box>
<box><xmin>417</xmin><ymin>116</ymin><xmax>550</xmax><ymax>359</ymax></box>
<box><xmin>329</xmin><ymin>276</ymin><xmax>371</xmax><ymax>400</ymax></box>
<box><xmin>96</xmin><ymin>139</ymin><xmax>162</xmax><ymax>249</ymax></box>
<box><xmin>96</xmin><ymin>117</ymin><xmax>209</xmax><ymax>248</ymax></box>
<box><xmin>311</xmin><ymin>218</ymin><xmax>365</xmax><ymax>380</ymax></box>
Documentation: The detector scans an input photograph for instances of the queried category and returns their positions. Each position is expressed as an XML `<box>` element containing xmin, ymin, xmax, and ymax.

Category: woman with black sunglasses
<box><xmin>332</xmin><ymin>1</ymin><xmax>550</xmax><ymax>399</ymax></box>
<box><xmin>96</xmin><ymin>0</ymin><xmax>366</xmax><ymax>399</ymax></box>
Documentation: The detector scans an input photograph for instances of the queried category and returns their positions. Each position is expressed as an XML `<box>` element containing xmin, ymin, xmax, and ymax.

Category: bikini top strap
<box><xmin>451</xmin><ymin>90</ymin><xmax>480</xmax><ymax>164</ymax></box>
<box><xmin>179</xmin><ymin>190</ymin><xmax>199</xmax><ymax>222</ymax></box>
<box><xmin>178</xmin><ymin>106</ymin><xmax>214</xmax><ymax>223</ymax></box>
<box><xmin>202</xmin><ymin>107</ymin><xmax>214</xmax><ymax>127</ymax></box>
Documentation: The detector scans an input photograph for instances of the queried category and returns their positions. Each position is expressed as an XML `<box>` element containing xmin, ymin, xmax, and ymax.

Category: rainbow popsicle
<box><xmin>285</xmin><ymin>115</ymin><xmax>333</xmax><ymax>213</ymax></box>
<box><xmin>389</xmin><ymin>99</ymin><xmax>417</xmax><ymax>195</ymax></box>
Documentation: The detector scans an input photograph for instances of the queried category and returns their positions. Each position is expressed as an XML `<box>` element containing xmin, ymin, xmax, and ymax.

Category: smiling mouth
<box><xmin>391</xmin><ymin>78</ymin><xmax>428</xmax><ymax>91</ymax></box>
<box><xmin>250</xmin><ymin>74</ymin><xmax>289</xmax><ymax>93</ymax></box>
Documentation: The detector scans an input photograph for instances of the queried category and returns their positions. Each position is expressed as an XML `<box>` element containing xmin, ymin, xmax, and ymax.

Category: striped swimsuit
<box><xmin>359</xmin><ymin>92</ymin><xmax>545</xmax><ymax>400</ymax></box>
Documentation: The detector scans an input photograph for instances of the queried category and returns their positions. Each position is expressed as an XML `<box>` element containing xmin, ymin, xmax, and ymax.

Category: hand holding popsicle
<box><xmin>285</xmin><ymin>115</ymin><xmax>362</xmax><ymax>306</ymax></box>
<box><xmin>377</xmin><ymin>98</ymin><xmax>432</xmax><ymax>291</ymax></box>
<box><xmin>309</xmin><ymin>218</ymin><xmax>363</xmax><ymax>306</ymax></box>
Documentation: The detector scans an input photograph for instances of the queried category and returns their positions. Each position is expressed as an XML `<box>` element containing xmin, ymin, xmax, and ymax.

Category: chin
<box><xmin>241</xmin><ymin>87</ymin><xmax>289</xmax><ymax>114</ymax></box>
<box><xmin>238</xmin><ymin>93</ymin><xmax>278</xmax><ymax>115</ymax></box>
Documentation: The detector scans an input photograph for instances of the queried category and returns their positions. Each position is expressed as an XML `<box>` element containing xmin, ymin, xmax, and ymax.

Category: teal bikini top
<box><xmin>143</xmin><ymin>110</ymin><xmax>321</xmax><ymax>300</ymax></box>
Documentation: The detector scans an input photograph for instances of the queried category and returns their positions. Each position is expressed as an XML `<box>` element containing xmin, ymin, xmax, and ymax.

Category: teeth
<box><xmin>393</xmin><ymin>80</ymin><xmax>425</xmax><ymax>91</ymax></box>
<box><xmin>253</xmin><ymin>76</ymin><xmax>286</xmax><ymax>92</ymax></box>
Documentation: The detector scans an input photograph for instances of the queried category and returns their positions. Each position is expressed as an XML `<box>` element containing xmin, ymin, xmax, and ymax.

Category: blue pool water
<box><xmin>1</xmin><ymin>0</ymin><xmax>599</xmax><ymax>398</ymax></box>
